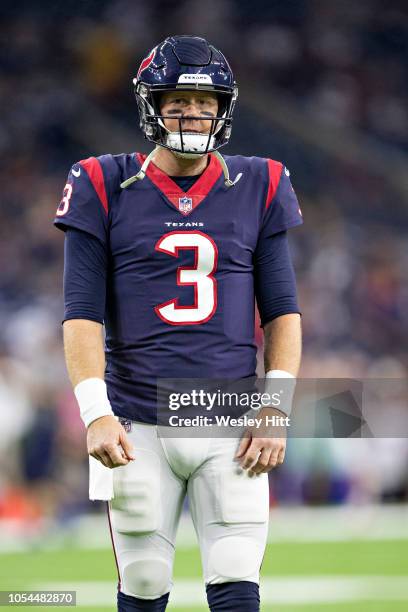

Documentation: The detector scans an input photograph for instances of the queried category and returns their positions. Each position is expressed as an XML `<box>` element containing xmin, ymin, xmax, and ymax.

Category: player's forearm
<box><xmin>263</xmin><ymin>313</ymin><xmax>302</xmax><ymax>376</ymax></box>
<box><xmin>63</xmin><ymin>319</ymin><xmax>106</xmax><ymax>388</ymax></box>
<box><xmin>63</xmin><ymin>319</ymin><xmax>131</xmax><ymax>461</ymax></box>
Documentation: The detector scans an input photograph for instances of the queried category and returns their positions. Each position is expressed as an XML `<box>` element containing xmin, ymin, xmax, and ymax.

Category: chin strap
<box><xmin>120</xmin><ymin>147</ymin><xmax>160</xmax><ymax>189</ymax></box>
<box><xmin>212</xmin><ymin>150</ymin><xmax>242</xmax><ymax>187</ymax></box>
<box><xmin>120</xmin><ymin>147</ymin><xmax>242</xmax><ymax>189</ymax></box>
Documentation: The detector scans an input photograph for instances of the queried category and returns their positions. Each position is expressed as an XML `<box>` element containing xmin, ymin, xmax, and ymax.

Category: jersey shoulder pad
<box><xmin>260</xmin><ymin>158</ymin><xmax>303</xmax><ymax>234</ymax></box>
<box><xmin>223</xmin><ymin>154</ymin><xmax>280</xmax><ymax>187</ymax></box>
<box><xmin>77</xmin><ymin>156</ymin><xmax>110</xmax><ymax>214</ymax></box>
<box><xmin>53</xmin><ymin>154</ymin><xmax>117</xmax><ymax>242</ymax></box>
<box><xmin>263</xmin><ymin>158</ymin><xmax>284</xmax><ymax>209</ymax></box>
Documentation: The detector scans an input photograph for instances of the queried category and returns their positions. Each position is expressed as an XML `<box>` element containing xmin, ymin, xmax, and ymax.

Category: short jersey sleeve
<box><xmin>54</xmin><ymin>157</ymin><xmax>109</xmax><ymax>245</ymax></box>
<box><xmin>260</xmin><ymin>159</ymin><xmax>303</xmax><ymax>238</ymax></box>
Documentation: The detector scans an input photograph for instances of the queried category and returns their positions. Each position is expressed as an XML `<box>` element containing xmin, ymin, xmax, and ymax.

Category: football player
<box><xmin>55</xmin><ymin>36</ymin><xmax>302</xmax><ymax>612</ymax></box>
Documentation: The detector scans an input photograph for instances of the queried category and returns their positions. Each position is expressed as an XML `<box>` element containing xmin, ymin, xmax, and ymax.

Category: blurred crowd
<box><xmin>0</xmin><ymin>0</ymin><xmax>407</xmax><ymax>529</ymax></box>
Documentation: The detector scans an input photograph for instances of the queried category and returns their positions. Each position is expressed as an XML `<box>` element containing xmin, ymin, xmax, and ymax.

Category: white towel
<box><xmin>89</xmin><ymin>455</ymin><xmax>114</xmax><ymax>500</ymax></box>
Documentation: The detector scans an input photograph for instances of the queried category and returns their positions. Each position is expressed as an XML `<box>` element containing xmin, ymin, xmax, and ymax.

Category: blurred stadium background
<box><xmin>1</xmin><ymin>1</ymin><xmax>408</xmax><ymax>610</ymax></box>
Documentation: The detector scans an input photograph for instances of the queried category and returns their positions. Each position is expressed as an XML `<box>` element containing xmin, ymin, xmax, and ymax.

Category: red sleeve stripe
<box><xmin>265</xmin><ymin>159</ymin><xmax>283</xmax><ymax>210</ymax></box>
<box><xmin>79</xmin><ymin>157</ymin><xmax>109</xmax><ymax>214</ymax></box>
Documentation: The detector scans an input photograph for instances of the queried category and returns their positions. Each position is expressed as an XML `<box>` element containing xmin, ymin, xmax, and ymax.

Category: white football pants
<box><xmin>108</xmin><ymin>422</ymin><xmax>269</xmax><ymax>600</ymax></box>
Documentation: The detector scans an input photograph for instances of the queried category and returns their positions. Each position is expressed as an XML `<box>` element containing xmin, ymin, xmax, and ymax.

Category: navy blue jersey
<box><xmin>54</xmin><ymin>153</ymin><xmax>303</xmax><ymax>422</ymax></box>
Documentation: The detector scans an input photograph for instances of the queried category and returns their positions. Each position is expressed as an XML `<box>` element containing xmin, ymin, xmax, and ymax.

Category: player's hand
<box><xmin>87</xmin><ymin>415</ymin><xmax>135</xmax><ymax>469</ymax></box>
<box><xmin>235</xmin><ymin>407</ymin><xmax>287</xmax><ymax>476</ymax></box>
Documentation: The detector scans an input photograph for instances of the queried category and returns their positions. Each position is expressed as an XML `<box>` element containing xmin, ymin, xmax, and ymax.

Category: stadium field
<box><xmin>1</xmin><ymin>539</ymin><xmax>408</xmax><ymax>611</ymax></box>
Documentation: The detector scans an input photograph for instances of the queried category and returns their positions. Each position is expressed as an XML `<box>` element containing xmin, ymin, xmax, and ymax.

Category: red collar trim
<box><xmin>136</xmin><ymin>152</ymin><xmax>222</xmax><ymax>216</ymax></box>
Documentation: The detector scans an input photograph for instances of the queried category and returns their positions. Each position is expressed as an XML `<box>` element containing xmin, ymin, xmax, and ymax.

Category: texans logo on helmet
<box><xmin>137</xmin><ymin>47</ymin><xmax>156</xmax><ymax>79</ymax></box>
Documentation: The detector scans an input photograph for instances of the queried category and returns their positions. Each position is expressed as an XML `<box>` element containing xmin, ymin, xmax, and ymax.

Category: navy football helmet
<box><xmin>133</xmin><ymin>35</ymin><xmax>238</xmax><ymax>157</ymax></box>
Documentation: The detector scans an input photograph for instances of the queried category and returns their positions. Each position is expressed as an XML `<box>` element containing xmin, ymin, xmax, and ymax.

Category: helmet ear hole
<box><xmin>151</xmin><ymin>91</ymin><xmax>164</xmax><ymax>115</ymax></box>
<box><xmin>216</xmin><ymin>93</ymin><xmax>229</xmax><ymax>117</ymax></box>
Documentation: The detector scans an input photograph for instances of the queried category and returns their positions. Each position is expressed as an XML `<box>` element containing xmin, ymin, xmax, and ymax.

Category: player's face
<box><xmin>160</xmin><ymin>91</ymin><xmax>218</xmax><ymax>134</ymax></box>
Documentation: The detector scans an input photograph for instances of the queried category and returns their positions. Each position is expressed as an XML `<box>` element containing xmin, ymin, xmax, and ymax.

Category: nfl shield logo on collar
<box><xmin>179</xmin><ymin>196</ymin><xmax>193</xmax><ymax>213</ymax></box>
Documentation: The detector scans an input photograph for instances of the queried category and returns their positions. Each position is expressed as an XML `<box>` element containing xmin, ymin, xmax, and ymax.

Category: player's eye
<box><xmin>200</xmin><ymin>99</ymin><xmax>218</xmax><ymax>110</ymax></box>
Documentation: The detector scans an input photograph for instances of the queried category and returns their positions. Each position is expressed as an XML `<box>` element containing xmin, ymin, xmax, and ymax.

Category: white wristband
<box><xmin>264</xmin><ymin>369</ymin><xmax>296</xmax><ymax>417</ymax></box>
<box><xmin>74</xmin><ymin>377</ymin><xmax>116</xmax><ymax>428</ymax></box>
<box><xmin>266</xmin><ymin>369</ymin><xmax>295</xmax><ymax>379</ymax></box>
